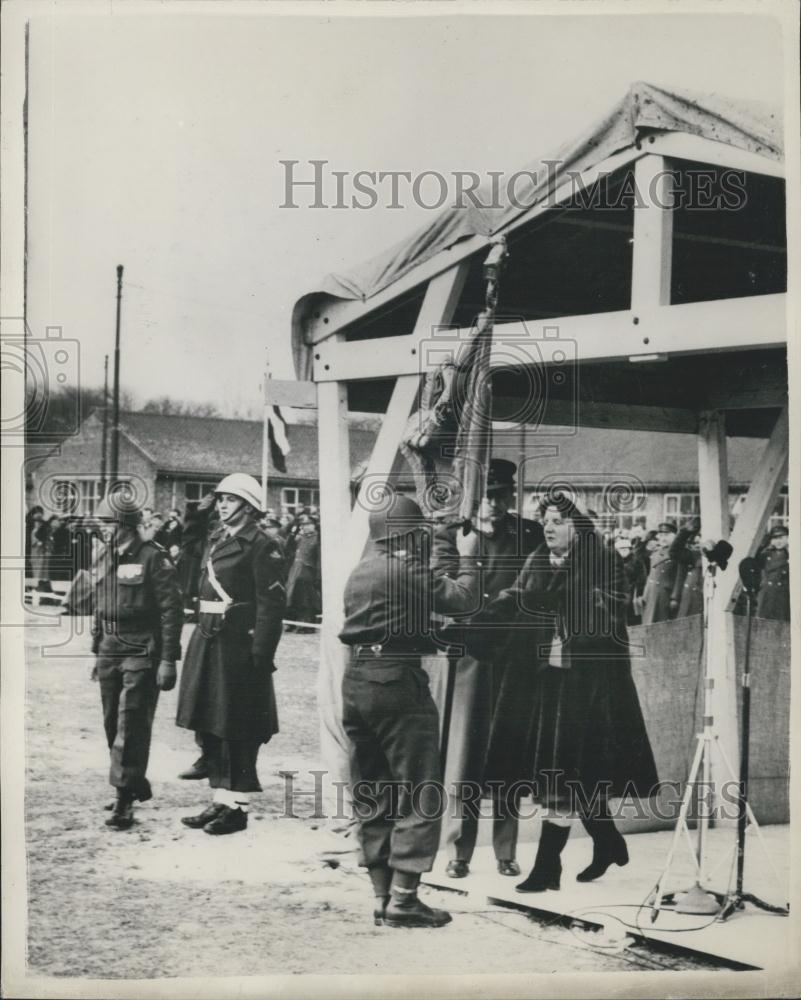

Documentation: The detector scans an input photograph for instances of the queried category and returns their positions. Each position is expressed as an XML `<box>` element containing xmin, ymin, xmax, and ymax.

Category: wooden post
<box><xmin>721</xmin><ymin>406</ymin><xmax>789</xmax><ymax>609</ymax></box>
<box><xmin>631</xmin><ymin>155</ymin><xmax>674</xmax><ymax>311</ymax></box>
<box><xmin>109</xmin><ymin>266</ymin><xmax>123</xmax><ymax>488</ymax></box>
<box><xmin>99</xmin><ymin>354</ymin><xmax>109</xmax><ymax>498</ymax></box>
<box><xmin>697</xmin><ymin>410</ymin><xmax>738</xmax><ymax>814</ymax></box>
<box><xmin>314</xmin><ymin>262</ymin><xmax>469</xmax><ymax>825</ymax></box>
<box><xmin>316</xmin><ymin>352</ymin><xmax>353</xmax><ymax>822</ymax></box>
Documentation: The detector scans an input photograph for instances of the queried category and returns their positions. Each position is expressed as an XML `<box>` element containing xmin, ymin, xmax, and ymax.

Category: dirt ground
<box><xmin>22</xmin><ymin>611</ymin><xmax>725</xmax><ymax>982</ymax></box>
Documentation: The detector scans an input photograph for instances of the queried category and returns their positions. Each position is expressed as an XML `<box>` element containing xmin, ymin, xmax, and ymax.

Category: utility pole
<box><xmin>109</xmin><ymin>265</ymin><xmax>123</xmax><ymax>488</ymax></box>
<box><xmin>100</xmin><ymin>354</ymin><xmax>109</xmax><ymax>497</ymax></box>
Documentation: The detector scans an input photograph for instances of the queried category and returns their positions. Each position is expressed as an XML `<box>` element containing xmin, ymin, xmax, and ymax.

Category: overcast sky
<box><xmin>24</xmin><ymin>7</ymin><xmax>785</xmax><ymax>416</ymax></box>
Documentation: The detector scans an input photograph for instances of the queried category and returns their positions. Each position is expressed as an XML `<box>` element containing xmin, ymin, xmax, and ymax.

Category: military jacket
<box><xmin>92</xmin><ymin>535</ymin><xmax>183</xmax><ymax>663</ymax></box>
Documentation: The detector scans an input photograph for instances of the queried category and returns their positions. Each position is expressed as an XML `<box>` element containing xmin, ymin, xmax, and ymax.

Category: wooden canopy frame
<box><xmin>291</xmin><ymin>132</ymin><xmax>788</xmax><ymax>815</ymax></box>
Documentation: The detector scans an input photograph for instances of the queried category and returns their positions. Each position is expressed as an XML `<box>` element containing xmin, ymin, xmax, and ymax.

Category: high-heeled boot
<box><xmin>576</xmin><ymin>813</ymin><xmax>628</xmax><ymax>882</ymax></box>
<box><xmin>515</xmin><ymin>821</ymin><xmax>571</xmax><ymax>893</ymax></box>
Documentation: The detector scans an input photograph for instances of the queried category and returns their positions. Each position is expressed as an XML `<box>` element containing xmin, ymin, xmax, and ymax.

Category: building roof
<box><xmin>493</xmin><ymin>424</ymin><xmax>772</xmax><ymax>492</ymax></box>
<box><xmin>291</xmin><ymin>82</ymin><xmax>783</xmax><ymax>378</ymax></box>
<box><xmin>117</xmin><ymin>410</ymin><xmax>774</xmax><ymax>489</ymax></box>
<box><xmin>116</xmin><ymin>410</ymin><xmax>376</xmax><ymax>481</ymax></box>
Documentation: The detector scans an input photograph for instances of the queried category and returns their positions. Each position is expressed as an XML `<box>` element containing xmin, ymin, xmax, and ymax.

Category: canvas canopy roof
<box><xmin>291</xmin><ymin>81</ymin><xmax>782</xmax><ymax>380</ymax></box>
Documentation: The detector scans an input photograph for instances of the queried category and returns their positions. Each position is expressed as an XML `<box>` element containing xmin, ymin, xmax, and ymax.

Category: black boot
<box><xmin>373</xmin><ymin>895</ymin><xmax>391</xmax><ymax>927</ymax></box>
<box><xmin>576</xmin><ymin>815</ymin><xmax>628</xmax><ymax>882</ymax></box>
<box><xmin>515</xmin><ymin>821</ymin><xmax>571</xmax><ymax>892</ymax></box>
<box><xmin>383</xmin><ymin>891</ymin><xmax>452</xmax><ymax>929</ymax></box>
<box><xmin>178</xmin><ymin>756</ymin><xmax>210</xmax><ymax>780</ymax></box>
<box><xmin>203</xmin><ymin>805</ymin><xmax>248</xmax><ymax>835</ymax></box>
<box><xmin>181</xmin><ymin>802</ymin><xmax>225</xmax><ymax>829</ymax></box>
<box><xmin>368</xmin><ymin>863</ymin><xmax>392</xmax><ymax>926</ymax></box>
<box><xmin>105</xmin><ymin>790</ymin><xmax>134</xmax><ymax>830</ymax></box>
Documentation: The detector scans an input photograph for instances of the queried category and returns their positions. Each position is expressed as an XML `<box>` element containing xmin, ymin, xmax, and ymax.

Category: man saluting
<box><xmin>91</xmin><ymin>492</ymin><xmax>183</xmax><ymax>830</ymax></box>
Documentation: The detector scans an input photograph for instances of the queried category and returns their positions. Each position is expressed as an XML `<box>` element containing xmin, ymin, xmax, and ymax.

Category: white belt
<box><xmin>199</xmin><ymin>600</ymin><xmax>228</xmax><ymax>615</ymax></box>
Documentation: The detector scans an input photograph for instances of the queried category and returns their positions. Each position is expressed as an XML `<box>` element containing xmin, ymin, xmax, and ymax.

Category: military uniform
<box><xmin>339</xmin><ymin>531</ymin><xmax>478</xmax><ymax>877</ymax></box>
<box><xmin>93</xmin><ymin>535</ymin><xmax>183</xmax><ymax>800</ymax></box>
<box><xmin>757</xmin><ymin>545</ymin><xmax>790</xmax><ymax>621</ymax></box>
<box><xmin>177</xmin><ymin>521</ymin><xmax>285</xmax><ymax>792</ymax></box>
<box><xmin>429</xmin><ymin>512</ymin><xmax>542</xmax><ymax>867</ymax></box>
<box><xmin>641</xmin><ymin>546</ymin><xmax>679</xmax><ymax>624</ymax></box>
<box><xmin>677</xmin><ymin>553</ymin><xmax>704</xmax><ymax>617</ymax></box>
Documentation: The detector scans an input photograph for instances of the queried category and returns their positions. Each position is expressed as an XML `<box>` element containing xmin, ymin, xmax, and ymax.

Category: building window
<box><xmin>184</xmin><ymin>481</ymin><xmax>217</xmax><ymax>505</ymax></box>
<box><xmin>590</xmin><ymin>490</ymin><xmax>647</xmax><ymax>533</ymax></box>
<box><xmin>768</xmin><ymin>493</ymin><xmax>789</xmax><ymax>530</ymax></box>
<box><xmin>50</xmin><ymin>478</ymin><xmax>104</xmax><ymax>516</ymax></box>
<box><xmin>281</xmin><ymin>487</ymin><xmax>319</xmax><ymax>516</ymax></box>
<box><xmin>664</xmin><ymin>493</ymin><xmax>700</xmax><ymax>529</ymax></box>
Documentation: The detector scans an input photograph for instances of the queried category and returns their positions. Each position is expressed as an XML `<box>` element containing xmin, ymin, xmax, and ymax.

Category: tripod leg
<box><xmin>651</xmin><ymin>735</ymin><xmax>706</xmax><ymax>918</ymax></box>
<box><xmin>714</xmin><ymin>738</ymin><xmax>788</xmax><ymax>903</ymax></box>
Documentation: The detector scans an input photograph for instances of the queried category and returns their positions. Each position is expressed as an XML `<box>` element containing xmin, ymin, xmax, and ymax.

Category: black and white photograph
<box><xmin>1</xmin><ymin>1</ymin><xmax>799</xmax><ymax>997</ymax></box>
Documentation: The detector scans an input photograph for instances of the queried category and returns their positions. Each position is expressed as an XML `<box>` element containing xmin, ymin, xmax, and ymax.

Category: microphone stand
<box><xmin>649</xmin><ymin>555</ymin><xmax>789</xmax><ymax>922</ymax></box>
<box><xmin>717</xmin><ymin>577</ymin><xmax>788</xmax><ymax>919</ymax></box>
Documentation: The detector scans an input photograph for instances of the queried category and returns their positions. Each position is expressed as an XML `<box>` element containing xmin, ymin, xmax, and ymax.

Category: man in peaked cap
<box><xmin>757</xmin><ymin>523</ymin><xmax>790</xmax><ymax>621</ymax></box>
<box><xmin>430</xmin><ymin>458</ymin><xmax>544</xmax><ymax>879</ymax></box>
<box><xmin>91</xmin><ymin>491</ymin><xmax>183</xmax><ymax>830</ymax></box>
<box><xmin>641</xmin><ymin>520</ymin><xmax>680</xmax><ymax>624</ymax></box>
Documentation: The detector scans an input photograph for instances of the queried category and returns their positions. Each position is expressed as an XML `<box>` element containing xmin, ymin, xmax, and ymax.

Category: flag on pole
<box><xmin>267</xmin><ymin>404</ymin><xmax>290</xmax><ymax>473</ymax></box>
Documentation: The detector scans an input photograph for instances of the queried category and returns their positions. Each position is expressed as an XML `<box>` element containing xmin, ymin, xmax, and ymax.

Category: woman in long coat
<box><xmin>176</xmin><ymin>473</ymin><xmax>285</xmax><ymax>835</ymax></box>
<box><xmin>483</xmin><ymin>492</ymin><xmax>658</xmax><ymax>893</ymax></box>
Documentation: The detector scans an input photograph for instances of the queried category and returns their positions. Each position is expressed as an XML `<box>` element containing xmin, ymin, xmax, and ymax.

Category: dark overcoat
<box><xmin>176</xmin><ymin>521</ymin><xmax>285</xmax><ymax>742</ymax></box>
<box><xmin>286</xmin><ymin>530</ymin><xmax>320</xmax><ymax>616</ymax></box>
<box><xmin>641</xmin><ymin>547</ymin><xmax>679</xmax><ymax>624</ymax></box>
<box><xmin>483</xmin><ymin>536</ymin><xmax>658</xmax><ymax>808</ymax></box>
<box><xmin>678</xmin><ymin>553</ymin><xmax>704</xmax><ymax>618</ymax></box>
<box><xmin>757</xmin><ymin>546</ymin><xmax>790</xmax><ymax>621</ymax></box>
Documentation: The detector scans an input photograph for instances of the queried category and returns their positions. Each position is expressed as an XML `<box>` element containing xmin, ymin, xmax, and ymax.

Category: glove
<box><xmin>156</xmin><ymin>660</ymin><xmax>177</xmax><ymax>691</ymax></box>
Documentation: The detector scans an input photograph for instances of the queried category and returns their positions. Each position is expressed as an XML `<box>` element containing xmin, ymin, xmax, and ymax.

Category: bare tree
<box><xmin>141</xmin><ymin>397</ymin><xmax>219</xmax><ymax>417</ymax></box>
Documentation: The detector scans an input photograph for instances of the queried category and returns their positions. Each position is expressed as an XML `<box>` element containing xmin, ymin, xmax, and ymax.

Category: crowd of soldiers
<box><xmin>589</xmin><ymin>517</ymin><xmax>790</xmax><ymax>624</ymax></box>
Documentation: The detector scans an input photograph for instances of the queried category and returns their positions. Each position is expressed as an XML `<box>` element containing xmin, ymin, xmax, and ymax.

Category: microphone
<box><xmin>739</xmin><ymin>556</ymin><xmax>762</xmax><ymax>595</ymax></box>
<box><xmin>702</xmin><ymin>539</ymin><xmax>733</xmax><ymax>571</ymax></box>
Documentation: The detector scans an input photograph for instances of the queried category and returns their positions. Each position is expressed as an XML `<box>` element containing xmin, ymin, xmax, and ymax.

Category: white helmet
<box><xmin>214</xmin><ymin>473</ymin><xmax>264</xmax><ymax>513</ymax></box>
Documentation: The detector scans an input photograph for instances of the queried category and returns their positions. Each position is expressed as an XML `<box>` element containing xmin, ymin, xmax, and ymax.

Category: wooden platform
<box><xmin>424</xmin><ymin>824</ymin><xmax>792</xmax><ymax>972</ymax></box>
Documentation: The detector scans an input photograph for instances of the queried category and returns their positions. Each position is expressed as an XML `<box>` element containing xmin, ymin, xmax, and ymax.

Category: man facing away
<box><xmin>339</xmin><ymin>493</ymin><xmax>479</xmax><ymax>929</ymax></box>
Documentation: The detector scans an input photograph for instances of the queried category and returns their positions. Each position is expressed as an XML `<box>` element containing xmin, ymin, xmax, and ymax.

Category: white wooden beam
<box><xmin>315</xmin><ymin>364</ymin><xmax>353</xmax><ymax>818</ymax></box>
<box><xmin>305</xmin><ymin>137</ymin><xmax>783</xmax><ymax>346</ymax></box>
<box><xmin>345</xmin><ymin>375</ymin><xmax>420</xmax><ymax>559</ymax></box>
<box><xmin>305</xmin><ymin>146</ymin><xmax>645</xmax><ymax>343</ymax></box>
<box><xmin>721</xmin><ymin>406</ymin><xmax>789</xmax><ymax>610</ymax></box>
<box><xmin>648</xmin><ymin>132</ymin><xmax>784</xmax><ymax>180</ymax></box>
<box><xmin>697</xmin><ymin>411</ymin><xmax>738</xmax><ymax>822</ymax></box>
<box><xmin>697</xmin><ymin>411</ymin><xmax>729</xmax><ymax>543</ymax></box>
<box><xmin>631</xmin><ymin>155</ymin><xmax>674</xmax><ymax>310</ymax></box>
<box><xmin>313</xmin><ymin>293</ymin><xmax>787</xmax><ymax>381</ymax></box>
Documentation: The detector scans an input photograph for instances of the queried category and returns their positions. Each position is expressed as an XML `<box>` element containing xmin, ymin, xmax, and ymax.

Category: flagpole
<box><xmin>262</xmin><ymin>353</ymin><xmax>270</xmax><ymax>512</ymax></box>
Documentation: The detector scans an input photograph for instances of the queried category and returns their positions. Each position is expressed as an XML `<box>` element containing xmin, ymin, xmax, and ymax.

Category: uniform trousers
<box><xmin>97</xmin><ymin>654</ymin><xmax>159</xmax><ymax>796</ymax></box>
<box><xmin>426</xmin><ymin>653</ymin><xmax>518</xmax><ymax>862</ymax></box>
<box><xmin>342</xmin><ymin>653</ymin><xmax>443</xmax><ymax>874</ymax></box>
